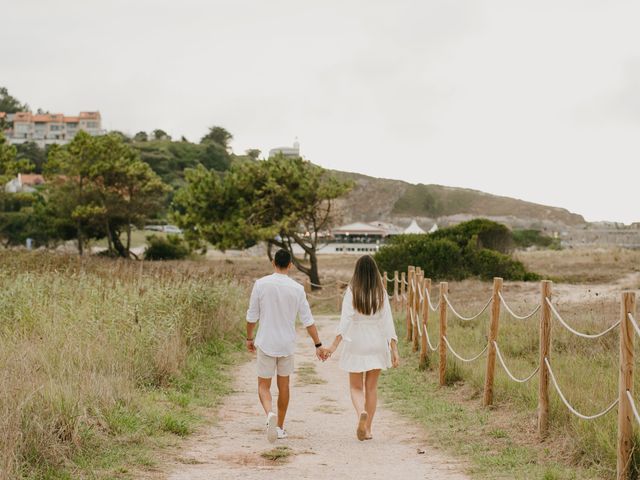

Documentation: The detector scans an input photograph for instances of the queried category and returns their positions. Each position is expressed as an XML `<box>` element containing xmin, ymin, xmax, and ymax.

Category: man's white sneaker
<box><xmin>266</xmin><ymin>412</ymin><xmax>277</xmax><ymax>443</ymax></box>
<box><xmin>276</xmin><ymin>427</ymin><xmax>288</xmax><ymax>440</ymax></box>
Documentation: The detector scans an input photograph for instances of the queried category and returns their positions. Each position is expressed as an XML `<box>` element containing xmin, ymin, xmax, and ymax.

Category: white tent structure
<box><xmin>403</xmin><ymin>219</ymin><xmax>426</xmax><ymax>234</ymax></box>
<box><xmin>428</xmin><ymin>223</ymin><xmax>439</xmax><ymax>233</ymax></box>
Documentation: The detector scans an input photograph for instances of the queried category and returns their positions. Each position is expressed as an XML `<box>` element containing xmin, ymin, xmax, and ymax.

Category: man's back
<box><xmin>246</xmin><ymin>273</ymin><xmax>314</xmax><ymax>356</ymax></box>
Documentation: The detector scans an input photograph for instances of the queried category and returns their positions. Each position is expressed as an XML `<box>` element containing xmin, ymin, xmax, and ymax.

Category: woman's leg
<box><xmin>364</xmin><ymin>369</ymin><xmax>381</xmax><ymax>437</ymax></box>
<box><xmin>349</xmin><ymin>372</ymin><xmax>365</xmax><ymax>414</ymax></box>
<box><xmin>349</xmin><ymin>372</ymin><xmax>368</xmax><ymax>440</ymax></box>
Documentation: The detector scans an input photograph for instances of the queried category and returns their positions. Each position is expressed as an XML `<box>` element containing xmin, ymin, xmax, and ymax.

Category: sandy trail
<box><xmin>158</xmin><ymin>316</ymin><xmax>469</xmax><ymax>480</ymax></box>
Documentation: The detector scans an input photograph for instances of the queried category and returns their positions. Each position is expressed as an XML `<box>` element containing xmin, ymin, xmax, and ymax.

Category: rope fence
<box><xmin>397</xmin><ymin>266</ymin><xmax>638</xmax><ymax>478</ymax></box>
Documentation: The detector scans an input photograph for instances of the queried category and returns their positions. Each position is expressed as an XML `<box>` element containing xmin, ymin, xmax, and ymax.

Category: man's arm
<box><xmin>246</xmin><ymin>282</ymin><xmax>260</xmax><ymax>353</ymax></box>
<box><xmin>298</xmin><ymin>291</ymin><xmax>328</xmax><ymax>360</ymax></box>
<box><xmin>246</xmin><ymin>321</ymin><xmax>257</xmax><ymax>353</ymax></box>
<box><xmin>305</xmin><ymin>324</ymin><xmax>328</xmax><ymax>361</ymax></box>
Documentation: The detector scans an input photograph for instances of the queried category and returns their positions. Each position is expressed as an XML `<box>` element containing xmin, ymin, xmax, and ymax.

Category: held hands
<box><xmin>246</xmin><ymin>338</ymin><xmax>256</xmax><ymax>353</ymax></box>
<box><xmin>316</xmin><ymin>346</ymin><xmax>332</xmax><ymax>362</ymax></box>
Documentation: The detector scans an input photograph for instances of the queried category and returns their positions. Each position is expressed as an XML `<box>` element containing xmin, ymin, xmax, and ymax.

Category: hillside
<box><xmin>331</xmin><ymin>170</ymin><xmax>585</xmax><ymax>230</ymax></box>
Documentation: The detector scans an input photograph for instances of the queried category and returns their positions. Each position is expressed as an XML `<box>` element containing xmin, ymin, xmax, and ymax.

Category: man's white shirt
<box><xmin>246</xmin><ymin>273</ymin><xmax>314</xmax><ymax>357</ymax></box>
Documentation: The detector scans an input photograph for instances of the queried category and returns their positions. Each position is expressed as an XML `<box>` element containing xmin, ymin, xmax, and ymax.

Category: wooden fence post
<box><xmin>483</xmin><ymin>277</ymin><xmax>503</xmax><ymax>407</ymax></box>
<box><xmin>406</xmin><ymin>267</ymin><xmax>415</xmax><ymax>342</ymax></box>
<box><xmin>400</xmin><ymin>271</ymin><xmax>406</xmax><ymax>313</ymax></box>
<box><xmin>393</xmin><ymin>271</ymin><xmax>399</xmax><ymax>311</ymax></box>
<box><xmin>304</xmin><ymin>278</ymin><xmax>311</xmax><ymax>294</ymax></box>
<box><xmin>617</xmin><ymin>291</ymin><xmax>636</xmax><ymax>479</ymax></box>
<box><xmin>439</xmin><ymin>282</ymin><xmax>448</xmax><ymax>386</ymax></box>
<box><xmin>538</xmin><ymin>280</ymin><xmax>552</xmax><ymax>440</ymax></box>
<box><xmin>413</xmin><ymin>271</ymin><xmax>423</xmax><ymax>352</ymax></box>
<box><xmin>419</xmin><ymin>278</ymin><xmax>432</xmax><ymax>369</ymax></box>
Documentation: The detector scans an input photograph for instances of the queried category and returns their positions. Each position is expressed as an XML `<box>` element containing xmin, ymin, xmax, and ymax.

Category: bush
<box><xmin>375</xmin><ymin>236</ymin><xmax>466</xmax><ymax>280</ymax></box>
<box><xmin>374</xmin><ymin>219</ymin><xmax>538</xmax><ymax>281</ymax></box>
<box><xmin>466</xmin><ymin>248</ymin><xmax>539</xmax><ymax>281</ymax></box>
<box><xmin>512</xmin><ymin>229</ymin><xmax>561</xmax><ymax>250</ymax></box>
<box><xmin>144</xmin><ymin>234</ymin><xmax>191</xmax><ymax>260</ymax></box>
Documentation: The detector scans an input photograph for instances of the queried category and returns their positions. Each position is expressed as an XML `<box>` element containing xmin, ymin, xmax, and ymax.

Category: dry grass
<box><xmin>0</xmin><ymin>252</ymin><xmax>245</xmax><ymax>479</ymax></box>
<box><xmin>516</xmin><ymin>247</ymin><xmax>640</xmax><ymax>284</ymax></box>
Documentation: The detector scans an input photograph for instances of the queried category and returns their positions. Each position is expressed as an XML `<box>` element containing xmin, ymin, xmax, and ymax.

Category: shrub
<box><xmin>466</xmin><ymin>247</ymin><xmax>539</xmax><ymax>281</ymax></box>
<box><xmin>512</xmin><ymin>229</ymin><xmax>561</xmax><ymax>250</ymax></box>
<box><xmin>144</xmin><ymin>234</ymin><xmax>190</xmax><ymax>260</ymax></box>
<box><xmin>375</xmin><ymin>219</ymin><xmax>538</xmax><ymax>281</ymax></box>
<box><xmin>374</xmin><ymin>235</ymin><xmax>466</xmax><ymax>280</ymax></box>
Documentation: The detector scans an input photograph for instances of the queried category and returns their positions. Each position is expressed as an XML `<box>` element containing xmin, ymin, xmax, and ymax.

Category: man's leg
<box><xmin>258</xmin><ymin>377</ymin><xmax>273</xmax><ymax>415</ymax></box>
<box><xmin>276</xmin><ymin>375</ymin><xmax>290</xmax><ymax>429</ymax></box>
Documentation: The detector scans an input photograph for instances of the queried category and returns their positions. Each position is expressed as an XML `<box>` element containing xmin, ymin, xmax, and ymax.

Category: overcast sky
<box><xmin>3</xmin><ymin>0</ymin><xmax>639</xmax><ymax>223</ymax></box>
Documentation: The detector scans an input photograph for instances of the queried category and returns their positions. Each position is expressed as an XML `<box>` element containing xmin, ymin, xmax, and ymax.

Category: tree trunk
<box><xmin>105</xmin><ymin>219</ymin><xmax>114</xmax><ymax>253</ymax></box>
<box><xmin>308</xmin><ymin>250</ymin><xmax>321</xmax><ymax>290</ymax></box>
<box><xmin>266</xmin><ymin>241</ymin><xmax>274</xmax><ymax>262</ymax></box>
<box><xmin>110</xmin><ymin>226</ymin><xmax>129</xmax><ymax>258</ymax></box>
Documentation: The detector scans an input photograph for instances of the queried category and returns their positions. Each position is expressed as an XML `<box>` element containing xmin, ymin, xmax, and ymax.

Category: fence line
<box><xmin>443</xmin><ymin>336</ymin><xmax>488</xmax><ymax>363</ymax></box>
<box><xmin>493</xmin><ymin>341</ymin><xmax>540</xmax><ymax>383</ymax></box>
<box><xmin>544</xmin><ymin>357</ymin><xmax>619</xmax><ymax>420</ymax></box>
<box><xmin>396</xmin><ymin>266</ymin><xmax>638</xmax><ymax>478</ymax></box>
<box><xmin>546</xmin><ymin>297</ymin><xmax>621</xmax><ymax>339</ymax></box>
<box><xmin>425</xmin><ymin>287</ymin><xmax>440</xmax><ymax>311</ymax></box>
<box><xmin>498</xmin><ymin>292</ymin><xmax>541</xmax><ymax>320</ymax></box>
<box><xmin>444</xmin><ymin>295</ymin><xmax>492</xmax><ymax>321</ymax></box>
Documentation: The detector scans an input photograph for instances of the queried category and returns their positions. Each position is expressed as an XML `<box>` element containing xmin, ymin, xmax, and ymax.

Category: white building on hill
<box><xmin>269</xmin><ymin>138</ymin><xmax>300</xmax><ymax>158</ymax></box>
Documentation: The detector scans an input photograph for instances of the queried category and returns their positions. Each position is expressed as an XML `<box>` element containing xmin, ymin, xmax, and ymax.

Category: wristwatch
<box><xmin>315</xmin><ymin>342</ymin><xmax>322</xmax><ymax>348</ymax></box>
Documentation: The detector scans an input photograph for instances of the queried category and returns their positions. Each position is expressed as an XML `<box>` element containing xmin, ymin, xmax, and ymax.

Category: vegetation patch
<box><xmin>0</xmin><ymin>252</ymin><xmax>245</xmax><ymax>479</ymax></box>
<box><xmin>295</xmin><ymin>362</ymin><xmax>327</xmax><ymax>386</ymax></box>
<box><xmin>260</xmin><ymin>446</ymin><xmax>292</xmax><ymax>463</ymax></box>
<box><xmin>375</xmin><ymin>219</ymin><xmax>539</xmax><ymax>281</ymax></box>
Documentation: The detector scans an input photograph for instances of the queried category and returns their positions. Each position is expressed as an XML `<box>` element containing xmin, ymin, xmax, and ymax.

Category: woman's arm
<box><xmin>327</xmin><ymin>334</ymin><xmax>343</xmax><ymax>354</ymax></box>
<box><xmin>390</xmin><ymin>338</ymin><xmax>400</xmax><ymax>368</ymax></box>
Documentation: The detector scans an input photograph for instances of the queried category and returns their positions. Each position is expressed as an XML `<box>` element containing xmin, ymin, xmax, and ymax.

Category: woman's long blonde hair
<box><xmin>350</xmin><ymin>255</ymin><xmax>385</xmax><ymax>315</ymax></box>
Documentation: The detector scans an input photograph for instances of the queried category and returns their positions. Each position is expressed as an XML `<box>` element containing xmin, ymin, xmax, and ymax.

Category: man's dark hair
<box><xmin>274</xmin><ymin>249</ymin><xmax>292</xmax><ymax>269</ymax></box>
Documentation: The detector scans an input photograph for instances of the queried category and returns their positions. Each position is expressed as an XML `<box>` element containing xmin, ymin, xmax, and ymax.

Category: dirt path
<box><xmin>155</xmin><ymin>316</ymin><xmax>469</xmax><ymax>480</ymax></box>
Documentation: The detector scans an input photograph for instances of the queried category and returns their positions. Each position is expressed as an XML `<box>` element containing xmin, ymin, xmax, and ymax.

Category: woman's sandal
<box><xmin>357</xmin><ymin>411</ymin><xmax>368</xmax><ymax>441</ymax></box>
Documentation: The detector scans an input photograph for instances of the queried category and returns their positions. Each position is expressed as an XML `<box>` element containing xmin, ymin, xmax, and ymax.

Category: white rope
<box><xmin>412</xmin><ymin>308</ymin><xmax>423</xmax><ymax>337</ymax></box>
<box><xmin>425</xmin><ymin>288</ymin><xmax>440</xmax><ymax>312</ymax></box>
<box><xmin>545</xmin><ymin>358</ymin><xmax>618</xmax><ymax>420</ymax></box>
<box><xmin>444</xmin><ymin>295</ymin><xmax>492</xmax><ymax>322</ymax></box>
<box><xmin>626</xmin><ymin>390</ymin><xmax>640</xmax><ymax>427</ymax></box>
<box><xmin>306</xmin><ymin>293</ymin><xmax>340</xmax><ymax>300</ymax></box>
<box><xmin>443</xmin><ymin>336</ymin><xmax>488</xmax><ymax>363</ymax></box>
<box><xmin>498</xmin><ymin>292</ymin><xmax>541</xmax><ymax>320</ymax></box>
<box><xmin>627</xmin><ymin>313</ymin><xmax>640</xmax><ymax>339</ymax></box>
<box><xmin>425</xmin><ymin>325</ymin><xmax>439</xmax><ymax>351</ymax></box>
<box><xmin>546</xmin><ymin>298</ymin><xmax>620</xmax><ymax>339</ymax></box>
<box><xmin>493</xmin><ymin>341</ymin><xmax>539</xmax><ymax>383</ymax></box>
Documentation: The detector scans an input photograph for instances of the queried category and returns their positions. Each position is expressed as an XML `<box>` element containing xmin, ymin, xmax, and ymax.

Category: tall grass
<box><xmin>0</xmin><ymin>252</ymin><xmax>245</xmax><ymax>479</ymax></box>
<box><xmin>397</xmin><ymin>285</ymin><xmax>635</xmax><ymax>478</ymax></box>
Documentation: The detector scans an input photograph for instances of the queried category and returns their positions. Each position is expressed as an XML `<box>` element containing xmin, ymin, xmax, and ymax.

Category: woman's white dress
<box><xmin>337</xmin><ymin>287</ymin><xmax>398</xmax><ymax>372</ymax></box>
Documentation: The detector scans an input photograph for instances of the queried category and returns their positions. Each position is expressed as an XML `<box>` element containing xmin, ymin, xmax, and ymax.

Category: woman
<box><xmin>326</xmin><ymin>255</ymin><xmax>400</xmax><ymax>441</ymax></box>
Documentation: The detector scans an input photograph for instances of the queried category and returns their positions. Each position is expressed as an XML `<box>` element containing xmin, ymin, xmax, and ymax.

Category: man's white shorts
<box><xmin>257</xmin><ymin>348</ymin><xmax>294</xmax><ymax>378</ymax></box>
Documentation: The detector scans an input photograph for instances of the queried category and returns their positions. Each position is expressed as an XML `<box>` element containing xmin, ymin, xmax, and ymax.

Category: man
<box><xmin>246</xmin><ymin>249</ymin><xmax>328</xmax><ymax>443</ymax></box>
